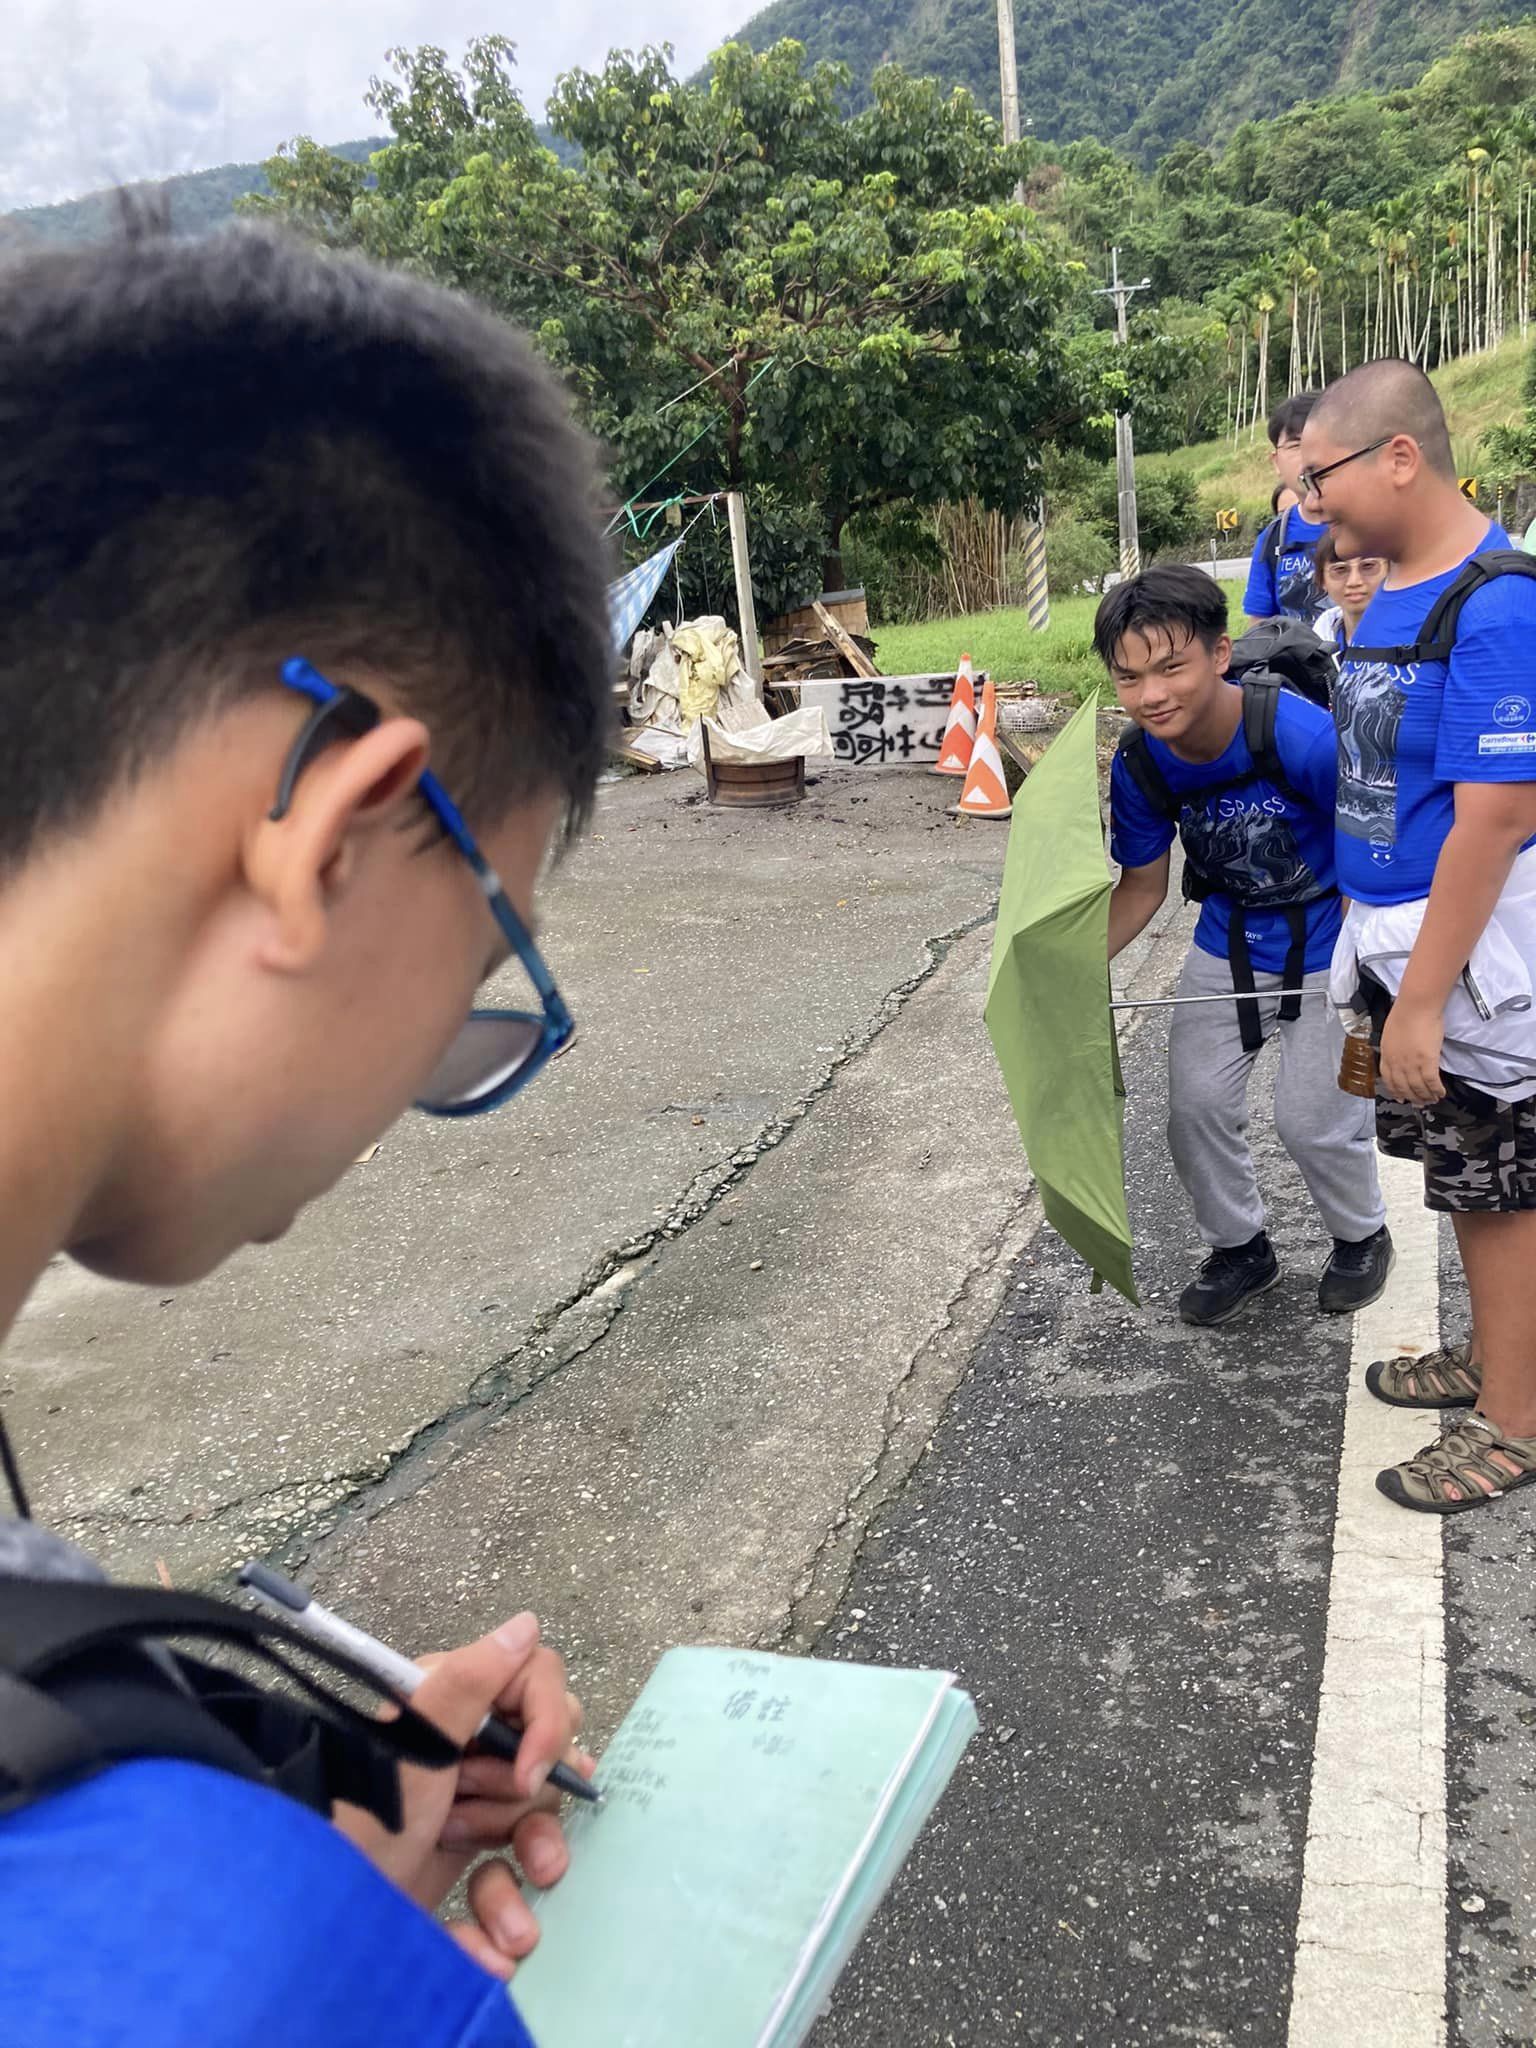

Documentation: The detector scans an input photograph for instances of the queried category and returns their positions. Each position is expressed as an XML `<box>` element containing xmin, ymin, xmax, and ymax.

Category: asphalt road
<box><xmin>811</xmin><ymin>989</ymin><xmax>1536</xmax><ymax>2048</ymax></box>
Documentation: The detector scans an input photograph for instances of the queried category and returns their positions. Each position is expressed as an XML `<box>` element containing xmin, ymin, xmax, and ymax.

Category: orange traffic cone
<box><xmin>932</xmin><ymin>654</ymin><xmax>977</xmax><ymax>776</ymax></box>
<box><xmin>956</xmin><ymin>679</ymin><xmax>1012</xmax><ymax>819</ymax></box>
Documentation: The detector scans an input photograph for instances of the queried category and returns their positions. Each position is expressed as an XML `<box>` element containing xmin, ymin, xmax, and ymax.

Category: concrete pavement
<box><xmin>7</xmin><ymin>765</ymin><xmax>1071</xmax><ymax>1662</ymax></box>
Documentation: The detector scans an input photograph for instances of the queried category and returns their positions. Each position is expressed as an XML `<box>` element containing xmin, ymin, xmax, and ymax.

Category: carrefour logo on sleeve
<box><xmin>1478</xmin><ymin>729</ymin><xmax>1536</xmax><ymax>754</ymax></box>
<box><xmin>1494</xmin><ymin>694</ymin><xmax>1532</xmax><ymax>726</ymax></box>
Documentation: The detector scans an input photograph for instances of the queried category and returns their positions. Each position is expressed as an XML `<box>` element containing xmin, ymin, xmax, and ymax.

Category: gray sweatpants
<box><xmin>1166</xmin><ymin>943</ymin><xmax>1386</xmax><ymax>1249</ymax></box>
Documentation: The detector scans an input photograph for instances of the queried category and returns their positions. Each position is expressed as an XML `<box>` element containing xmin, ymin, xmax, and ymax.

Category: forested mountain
<box><xmin>727</xmin><ymin>0</ymin><xmax>1524</xmax><ymax>159</ymax></box>
<box><xmin>0</xmin><ymin>142</ymin><xmax>383</xmax><ymax>248</ymax></box>
<box><xmin>1</xmin><ymin>129</ymin><xmax>575</xmax><ymax>247</ymax></box>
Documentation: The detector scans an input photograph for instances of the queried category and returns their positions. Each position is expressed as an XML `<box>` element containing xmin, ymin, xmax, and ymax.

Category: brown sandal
<box><xmin>1377</xmin><ymin>1415</ymin><xmax>1536</xmax><ymax>1514</ymax></box>
<box><xmin>1364</xmin><ymin>1340</ymin><xmax>1479</xmax><ymax>1410</ymax></box>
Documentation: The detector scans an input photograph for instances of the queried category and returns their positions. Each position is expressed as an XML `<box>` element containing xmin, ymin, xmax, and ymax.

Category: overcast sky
<box><xmin>1</xmin><ymin>1</ymin><xmax>749</xmax><ymax>211</ymax></box>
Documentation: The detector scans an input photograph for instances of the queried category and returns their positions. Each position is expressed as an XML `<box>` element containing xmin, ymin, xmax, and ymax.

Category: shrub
<box><xmin>1039</xmin><ymin>511</ymin><xmax>1115</xmax><ymax>595</ymax></box>
<box><xmin>1092</xmin><ymin>465</ymin><xmax>1205</xmax><ymax>560</ymax></box>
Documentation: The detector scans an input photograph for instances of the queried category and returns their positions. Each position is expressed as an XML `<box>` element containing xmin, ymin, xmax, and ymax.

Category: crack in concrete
<box><xmin>240</xmin><ymin>902</ymin><xmax>1002</xmax><ymax>1584</ymax></box>
<box><xmin>768</xmin><ymin>944</ymin><xmax>1179</xmax><ymax>1659</ymax></box>
<box><xmin>765</xmin><ymin>1181</ymin><xmax>1046</xmax><ymax>1655</ymax></box>
<box><xmin>57</xmin><ymin>1461</ymin><xmax>390</xmax><ymax>1541</ymax></box>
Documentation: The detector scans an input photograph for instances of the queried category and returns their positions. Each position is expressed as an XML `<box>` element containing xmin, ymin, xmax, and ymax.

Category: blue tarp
<box><xmin>608</xmin><ymin>542</ymin><xmax>680</xmax><ymax>654</ymax></box>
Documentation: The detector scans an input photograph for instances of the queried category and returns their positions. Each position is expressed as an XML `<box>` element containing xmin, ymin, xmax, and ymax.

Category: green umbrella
<box><xmin>984</xmin><ymin>696</ymin><xmax>1138</xmax><ymax>1304</ymax></box>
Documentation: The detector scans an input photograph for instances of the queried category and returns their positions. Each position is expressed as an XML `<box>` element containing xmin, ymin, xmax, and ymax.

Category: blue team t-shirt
<box><xmin>0</xmin><ymin>1757</ymin><xmax>538</xmax><ymax>2048</ymax></box>
<box><xmin>1244</xmin><ymin>506</ymin><xmax>1329</xmax><ymax>623</ymax></box>
<box><xmin>1110</xmin><ymin>684</ymin><xmax>1342</xmax><ymax>974</ymax></box>
<box><xmin>1334</xmin><ymin>525</ymin><xmax>1536</xmax><ymax>904</ymax></box>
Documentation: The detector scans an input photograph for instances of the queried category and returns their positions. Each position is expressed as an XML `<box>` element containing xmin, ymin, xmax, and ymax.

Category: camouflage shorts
<box><xmin>1376</xmin><ymin>1078</ymin><xmax>1536</xmax><ymax>1212</ymax></box>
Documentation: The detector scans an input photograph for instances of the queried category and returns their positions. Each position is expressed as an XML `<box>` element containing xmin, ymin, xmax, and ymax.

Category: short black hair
<box><xmin>0</xmin><ymin>223</ymin><xmax>613</xmax><ymax>871</ymax></box>
<box><xmin>1093</xmin><ymin>565</ymin><xmax>1230</xmax><ymax>670</ymax></box>
<box><xmin>1268</xmin><ymin>392</ymin><xmax>1320</xmax><ymax>445</ymax></box>
<box><xmin>1309</xmin><ymin>357</ymin><xmax>1455</xmax><ymax>479</ymax></box>
<box><xmin>1270</xmin><ymin>481</ymin><xmax>1291</xmax><ymax>515</ymax></box>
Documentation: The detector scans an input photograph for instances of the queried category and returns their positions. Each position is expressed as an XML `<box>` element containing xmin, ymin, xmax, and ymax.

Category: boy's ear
<box><xmin>1387</xmin><ymin>433</ymin><xmax>1422</xmax><ymax>488</ymax></box>
<box><xmin>1213</xmin><ymin>632</ymin><xmax>1234</xmax><ymax>673</ymax></box>
<box><xmin>243</xmin><ymin>716</ymin><xmax>432</xmax><ymax>974</ymax></box>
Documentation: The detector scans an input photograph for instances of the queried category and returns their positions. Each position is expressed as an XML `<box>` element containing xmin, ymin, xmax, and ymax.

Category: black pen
<box><xmin>239</xmin><ymin>1561</ymin><xmax>600</xmax><ymax>1803</ymax></box>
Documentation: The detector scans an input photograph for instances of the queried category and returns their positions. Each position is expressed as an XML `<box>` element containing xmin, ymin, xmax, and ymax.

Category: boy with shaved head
<box><xmin>1299</xmin><ymin>358</ymin><xmax>1536</xmax><ymax>1514</ymax></box>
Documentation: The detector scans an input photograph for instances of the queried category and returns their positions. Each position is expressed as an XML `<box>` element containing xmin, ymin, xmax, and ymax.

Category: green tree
<box><xmin>266</xmin><ymin>39</ymin><xmax>1113</xmax><ymax>590</ymax></box>
<box><xmin>247</xmin><ymin>137</ymin><xmax>370</xmax><ymax>244</ymax></box>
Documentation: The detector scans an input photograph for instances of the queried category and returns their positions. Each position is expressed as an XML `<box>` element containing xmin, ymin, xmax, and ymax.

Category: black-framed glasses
<box><xmin>1297</xmin><ymin>436</ymin><xmax>1392</xmax><ymax>499</ymax></box>
<box><xmin>276</xmin><ymin>657</ymin><xmax>574</xmax><ymax>1118</ymax></box>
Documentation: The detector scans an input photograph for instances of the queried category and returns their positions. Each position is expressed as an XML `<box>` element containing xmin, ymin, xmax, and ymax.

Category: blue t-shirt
<box><xmin>0</xmin><ymin>1758</ymin><xmax>538</xmax><ymax>2048</ymax></box>
<box><xmin>1334</xmin><ymin>525</ymin><xmax>1536</xmax><ymax>904</ymax></box>
<box><xmin>1244</xmin><ymin>507</ymin><xmax>1329</xmax><ymax>623</ymax></box>
<box><xmin>1110</xmin><ymin>685</ymin><xmax>1343</xmax><ymax>974</ymax></box>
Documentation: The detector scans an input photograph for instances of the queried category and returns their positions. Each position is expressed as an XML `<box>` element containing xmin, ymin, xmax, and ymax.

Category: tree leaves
<box><xmin>254</xmin><ymin>37</ymin><xmax>1138</xmax><ymax>591</ymax></box>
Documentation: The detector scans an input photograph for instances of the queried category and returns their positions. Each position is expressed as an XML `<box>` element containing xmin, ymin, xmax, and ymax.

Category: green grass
<box><xmin>870</xmin><ymin>595</ymin><xmax>1105</xmax><ymax>700</ymax></box>
<box><xmin>1433</xmin><ymin>337</ymin><xmax>1529</xmax><ymax>446</ymax></box>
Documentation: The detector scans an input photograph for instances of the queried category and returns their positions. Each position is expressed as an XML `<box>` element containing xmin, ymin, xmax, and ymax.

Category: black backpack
<box><xmin>1117</xmin><ymin>673</ymin><xmax>1329</xmax><ymax>1050</ymax></box>
<box><xmin>1229</xmin><ymin>615</ymin><xmax>1336</xmax><ymax>708</ymax></box>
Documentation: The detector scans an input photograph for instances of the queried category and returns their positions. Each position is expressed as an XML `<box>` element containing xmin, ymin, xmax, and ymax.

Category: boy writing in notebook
<box><xmin>1101</xmin><ymin>567</ymin><xmax>1391</xmax><ymax>1325</ymax></box>
<box><xmin>0</xmin><ymin>225</ymin><xmax>610</xmax><ymax>2042</ymax></box>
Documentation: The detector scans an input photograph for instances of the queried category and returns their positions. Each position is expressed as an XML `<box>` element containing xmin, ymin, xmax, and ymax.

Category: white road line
<box><xmin>1287</xmin><ymin>1152</ymin><xmax>1448</xmax><ymax>2048</ymax></box>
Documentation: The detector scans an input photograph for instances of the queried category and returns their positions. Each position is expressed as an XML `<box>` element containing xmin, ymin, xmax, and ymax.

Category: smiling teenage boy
<box><xmin>0</xmin><ymin>226</ymin><xmax>612</xmax><ymax>2042</ymax></box>
<box><xmin>1245</xmin><ymin>393</ymin><xmax>1330</xmax><ymax>625</ymax></box>
<box><xmin>1101</xmin><ymin>567</ymin><xmax>1390</xmax><ymax>1325</ymax></box>
<box><xmin>1299</xmin><ymin>357</ymin><xmax>1536</xmax><ymax>1514</ymax></box>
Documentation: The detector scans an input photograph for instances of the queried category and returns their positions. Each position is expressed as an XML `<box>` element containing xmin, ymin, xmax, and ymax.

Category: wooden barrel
<box><xmin>705</xmin><ymin>754</ymin><xmax>806</xmax><ymax>808</ymax></box>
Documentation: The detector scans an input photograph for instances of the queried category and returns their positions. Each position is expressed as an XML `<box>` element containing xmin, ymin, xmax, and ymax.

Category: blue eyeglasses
<box><xmin>277</xmin><ymin>657</ymin><xmax>574</xmax><ymax>1117</ymax></box>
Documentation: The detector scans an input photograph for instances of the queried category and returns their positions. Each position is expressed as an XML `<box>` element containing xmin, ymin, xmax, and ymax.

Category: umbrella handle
<box><xmin>1108</xmin><ymin>988</ymin><xmax>1330</xmax><ymax>1010</ymax></box>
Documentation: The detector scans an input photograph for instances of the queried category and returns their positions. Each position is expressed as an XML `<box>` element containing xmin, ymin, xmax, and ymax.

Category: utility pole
<box><xmin>995</xmin><ymin>0</ymin><xmax>1025</xmax><ymax>204</ymax></box>
<box><xmin>1093</xmin><ymin>248</ymin><xmax>1151</xmax><ymax>580</ymax></box>
<box><xmin>996</xmin><ymin>0</ymin><xmax>1050</xmax><ymax>630</ymax></box>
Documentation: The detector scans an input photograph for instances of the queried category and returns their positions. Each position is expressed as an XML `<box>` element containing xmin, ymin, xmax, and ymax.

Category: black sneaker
<box><xmin>1318</xmin><ymin>1226</ymin><xmax>1394</xmax><ymax>1315</ymax></box>
<box><xmin>1178</xmin><ymin>1232</ymin><xmax>1281</xmax><ymax>1326</ymax></box>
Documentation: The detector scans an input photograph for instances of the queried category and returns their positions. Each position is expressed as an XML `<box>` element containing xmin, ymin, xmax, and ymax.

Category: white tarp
<box><xmin>687</xmin><ymin>706</ymin><xmax>834</xmax><ymax>769</ymax></box>
<box><xmin>625</xmin><ymin>615</ymin><xmax>762</xmax><ymax>770</ymax></box>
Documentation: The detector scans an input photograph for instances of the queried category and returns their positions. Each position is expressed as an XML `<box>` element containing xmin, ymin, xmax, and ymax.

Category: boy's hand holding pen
<box><xmin>240</xmin><ymin>1563</ymin><xmax>600</xmax><ymax>1804</ymax></box>
<box><xmin>240</xmin><ymin>1563</ymin><xmax>601</xmax><ymax>1977</ymax></box>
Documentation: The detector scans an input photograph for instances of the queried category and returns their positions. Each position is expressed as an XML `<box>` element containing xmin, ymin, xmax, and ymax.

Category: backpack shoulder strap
<box><xmin>0</xmin><ymin>1577</ymin><xmax>460</xmax><ymax>1827</ymax></box>
<box><xmin>1115</xmin><ymin>722</ymin><xmax>1181</xmax><ymax>822</ymax></box>
<box><xmin>1415</xmin><ymin>549</ymin><xmax>1536</xmax><ymax>662</ymax></box>
<box><xmin>1240</xmin><ymin>673</ymin><xmax>1301</xmax><ymax>800</ymax></box>
<box><xmin>1262</xmin><ymin>515</ymin><xmax>1283</xmax><ymax>572</ymax></box>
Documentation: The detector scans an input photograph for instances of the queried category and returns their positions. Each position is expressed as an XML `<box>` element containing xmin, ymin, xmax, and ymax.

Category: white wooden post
<box><xmin>726</xmin><ymin>490</ymin><xmax>763</xmax><ymax>690</ymax></box>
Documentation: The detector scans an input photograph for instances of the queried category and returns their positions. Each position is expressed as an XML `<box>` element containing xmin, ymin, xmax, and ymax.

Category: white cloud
<box><xmin>0</xmin><ymin>0</ymin><xmax>747</xmax><ymax>211</ymax></box>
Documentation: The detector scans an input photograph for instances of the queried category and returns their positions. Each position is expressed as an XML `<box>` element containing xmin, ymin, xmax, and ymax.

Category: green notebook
<box><xmin>510</xmin><ymin>1646</ymin><xmax>978</xmax><ymax>2048</ymax></box>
